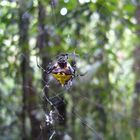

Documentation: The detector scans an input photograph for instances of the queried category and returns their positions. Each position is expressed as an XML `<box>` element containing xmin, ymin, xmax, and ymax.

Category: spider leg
<box><xmin>49</xmin><ymin>130</ymin><xmax>56</xmax><ymax>140</ymax></box>
<box><xmin>36</xmin><ymin>57</ymin><xmax>49</xmax><ymax>73</ymax></box>
<box><xmin>74</xmin><ymin>72</ymin><xmax>87</xmax><ymax>77</ymax></box>
<box><xmin>37</xmin><ymin>63</ymin><xmax>49</xmax><ymax>74</ymax></box>
<box><xmin>36</xmin><ymin>57</ymin><xmax>54</xmax><ymax>74</ymax></box>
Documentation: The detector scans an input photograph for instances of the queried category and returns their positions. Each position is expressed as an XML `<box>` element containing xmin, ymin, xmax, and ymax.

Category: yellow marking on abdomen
<box><xmin>52</xmin><ymin>73</ymin><xmax>72</xmax><ymax>85</ymax></box>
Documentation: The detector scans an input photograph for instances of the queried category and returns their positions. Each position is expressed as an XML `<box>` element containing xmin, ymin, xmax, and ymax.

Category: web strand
<box><xmin>42</xmin><ymin>85</ymin><xmax>103</xmax><ymax>139</ymax></box>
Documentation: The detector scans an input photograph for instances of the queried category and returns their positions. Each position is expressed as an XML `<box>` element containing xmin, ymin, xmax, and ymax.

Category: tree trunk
<box><xmin>19</xmin><ymin>0</ymin><xmax>40</xmax><ymax>139</ymax></box>
<box><xmin>37</xmin><ymin>1</ymin><xmax>52</xmax><ymax>139</ymax></box>
<box><xmin>37</xmin><ymin>1</ymin><xmax>67</xmax><ymax>139</ymax></box>
<box><xmin>132</xmin><ymin>5</ymin><xmax>140</xmax><ymax>138</ymax></box>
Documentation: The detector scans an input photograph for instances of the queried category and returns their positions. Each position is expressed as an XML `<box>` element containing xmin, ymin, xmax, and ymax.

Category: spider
<box><xmin>37</xmin><ymin>53</ymin><xmax>83</xmax><ymax>88</ymax></box>
<box><xmin>37</xmin><ymin>54</ymin><xmax>99</xmax><ymax>140</ymax></box>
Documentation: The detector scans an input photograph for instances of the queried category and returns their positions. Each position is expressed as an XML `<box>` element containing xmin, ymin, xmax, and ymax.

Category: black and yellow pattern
<box><xmin>52</xmin><ymin>72</ymin><xmax>72</xmax><ymax>86</ymax></box>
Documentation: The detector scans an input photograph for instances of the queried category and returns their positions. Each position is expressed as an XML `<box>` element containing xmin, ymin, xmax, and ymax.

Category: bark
<box><xmin>71</xmin><ymin>105</ymin><xmax>76</xmax><ymax>139</ymax></box>
<box><xmin>19</xmin><ymin>0</ymin><xmax>40</xmax><ymax>139</ymax></box>
<box><xmin>36</xmin><ymin>2</ymin><xmax>52</xmax><ymax>139</ymax></box>
<box><xmin>132</xmin><ymin>5</ymin><xmax>140</xmax><ymax>137</ymax></box>
<box><xmin>37</xmin><ymin>1</ymin><xmax>67</xmax><ymax>139</ymax></box>
<box><xmin>18</xmin><ymin>1</ymin><xmax>29</xmax><ymax>139</ymax></box>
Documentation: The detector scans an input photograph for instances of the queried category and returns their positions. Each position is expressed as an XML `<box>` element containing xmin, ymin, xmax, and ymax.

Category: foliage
<box><xmin>0</xmin><ymin>0</ymin><xmax>139</xmax><ymax>140</ymax></box>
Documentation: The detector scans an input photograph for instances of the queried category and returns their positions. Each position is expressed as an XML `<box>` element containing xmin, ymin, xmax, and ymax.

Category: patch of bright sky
<box><xmin>29</xmin><ymin>38</ymin><xmax>36</xmax><ymax>51</ymax></box>
<box><xmin>79</xmin><ymin>0</ymin><xmax>90</xmax><ymax>4</ymax></box>
<box><xmin>64</xmin><ymin>0</ymin><xmax>69</xmax><ymax>3</ymax></box>
<box><xmin>4</xmin><ymin>40</ymin><xmax>11</xmax><ymax>46</ymax></box>
<box><xmin>90</xmin><ymin>12</ymin><xmax>99</xmax><ymax>23</ymax></box>
<box><xmin>0</xmin><ymin>0</ymin><xmax>9</xmax><ymax>6</ymax></box>
<box><xmin>79</xmin><ymin>0</ymin><xmax>97</xmax><ymax>4</ymax></box>
<box><xmin>130</xmin><ymin>17</ymin><xmax>136</xmax><ymax>24</ymax></box>
<box><xmin>0</xmin><ymin>0</ymin><xmax>16</xmax><ymax>7</ymax></box>
<box><xmin>0</xmin><ymin>29</ymin><xmax>4</xmax><ymax>35</ymax></box>
<box><xmin>60</xmin><ymin>7</ymin><xmax>67</xmax><ymax>16</ymax></box>
<box><xmin>13</xmin><ymin>35</ymin><xmax>19</xmax><ymax>42</ymax></box>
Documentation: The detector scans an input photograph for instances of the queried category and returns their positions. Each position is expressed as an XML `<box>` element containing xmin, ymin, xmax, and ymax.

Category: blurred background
<box><xmin>0</xmin><ymin>0</ymin><xmax>140</xmax><ymax>140</ymax></box>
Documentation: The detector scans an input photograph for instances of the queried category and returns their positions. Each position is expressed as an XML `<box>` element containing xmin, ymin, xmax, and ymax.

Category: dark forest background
<box><xmin>1</xmin><ymin>0</ymin><xmax>140</xmax><ymax>140</ymax></box>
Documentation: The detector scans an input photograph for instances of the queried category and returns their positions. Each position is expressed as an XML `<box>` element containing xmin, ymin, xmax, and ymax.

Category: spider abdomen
<box><xmin>52</xmin><ymin>72</ymin><xmax>72</xmax><ymax>86</ymax></box>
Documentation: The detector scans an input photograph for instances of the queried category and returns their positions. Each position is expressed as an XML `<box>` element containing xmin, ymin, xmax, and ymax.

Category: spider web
<box><xmin>35</xmin><ymin>51</ymin><xmax>105</xmax><ymax>140</ymax></box>
<box><xmin>37</xmin><ymin>83</ymin><xmax>104</xmax><ymax>140</ymax></box>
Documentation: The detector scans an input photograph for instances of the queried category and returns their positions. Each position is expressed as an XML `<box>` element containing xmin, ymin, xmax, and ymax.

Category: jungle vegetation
<box><xmin>0</xmin><ymin>0</ymin><xmax>140</xmax><ymax>140</ymax></box>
